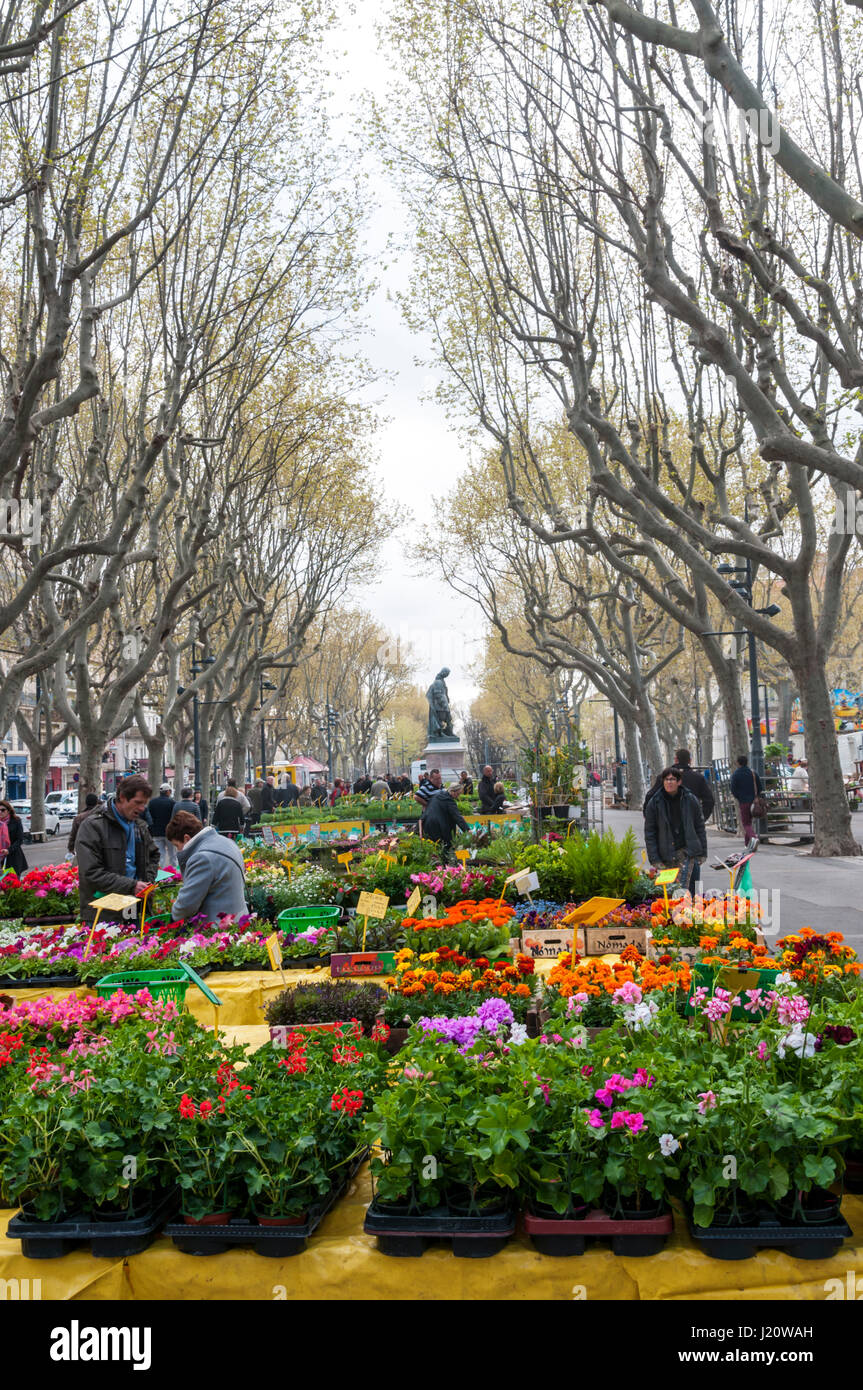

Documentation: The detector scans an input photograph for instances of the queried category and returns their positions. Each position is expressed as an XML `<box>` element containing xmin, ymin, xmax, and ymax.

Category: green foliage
<box><xmin>515</xmin><ymin>829</ymin><xmax>639</xmax><ymax>901</ymax></box>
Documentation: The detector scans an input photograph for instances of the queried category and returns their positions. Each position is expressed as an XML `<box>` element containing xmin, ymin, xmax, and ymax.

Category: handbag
<box><xmin>751</xmin><ymin>795</ymin><xmax>768</xmax><ymax>818</ymax></box>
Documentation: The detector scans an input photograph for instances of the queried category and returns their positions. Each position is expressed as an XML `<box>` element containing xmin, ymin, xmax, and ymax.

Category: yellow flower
<box><xmin>419</xmin><ymin>952</ymin><xmax>440</xmax><ymax>963</ymax></box>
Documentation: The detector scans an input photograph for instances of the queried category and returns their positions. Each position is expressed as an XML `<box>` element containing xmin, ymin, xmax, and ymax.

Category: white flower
<box><xmin>508</xmin><ymin>1023</ymin><xmax>528</xmax><ymax>1045</ymax></box>
<box><xmin>777</xmin><ymin>1027</ymin><xmax>816</xmax><ymax>1059</ymax></box>
<box><xmin>623</xmin><ymin>999</ymin><xmax>659</xmax><ymax>1031</ymax></box>
<box><xmin>659</xmin><ymin>1133</ymin><xmax>680</xmax><ymax>1156</ymax></box>
<box><xmin>775</xmin><ymin>972</ymin><xmax>796</xmax><ymax>988</ymax></box>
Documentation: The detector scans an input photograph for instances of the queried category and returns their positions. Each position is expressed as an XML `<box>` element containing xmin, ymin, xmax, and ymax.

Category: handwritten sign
<box><xmin>654</xmin><ymin>868</ymin><xmax>680</xmax><ymax>886</ymax></box>
<box><xmin>265</xmin><ymin>933</ymin><xmax>283</xmax><ymax>971</ymax></box>
<box><xmin>261</xmin><ymin>826</ymin><xmax>275</xmax><ymax>846</ymax></box>
<box><xmin>455</xmin><ymin>849</ymin><xmax>471</xmax><ymax>866</ymax></box>
<box><xmin>330</xmin><ymin>951</ymin><xmax>396</xmax><ymax>978</ymax></box>
<box><xmin>521</xmin><ymin>930</ymin><xmax>576</xmax><ymax>959</ymax></box>
<box><xmin>337</xmin><ymin>851</ymin><xmax>354</xmax><ymax>871</ymax></box>
<box><xmin>562</xmin><ymin>897</ymin><xmax>625</xmax><ymax>926</ymax></box>
<box><xmin>356</xmin><ymin>891</ymin><xmax>389</xmax><ymax>920</ymax></box>
<box><xmin>406</xmin><ymin>887</ymin><xmax>422</xmax><ymax>917</ymax></box>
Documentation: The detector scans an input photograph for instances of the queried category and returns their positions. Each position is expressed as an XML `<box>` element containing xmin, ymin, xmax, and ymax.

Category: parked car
<box><xmin>45</xmin><ymin>790</ymin><xmax>80</xmax><ymax>816</ymax></box>
<box><xmin>9</xmin><ymin>801</ymin><xmax>64</xmax><ymax>839</ymax></box>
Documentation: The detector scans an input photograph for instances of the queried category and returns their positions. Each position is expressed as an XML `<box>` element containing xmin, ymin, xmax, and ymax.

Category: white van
<box><xmin>45</xmin><ymin>790</ymin><xmax>79</xmax><ymax>818</ymax></box>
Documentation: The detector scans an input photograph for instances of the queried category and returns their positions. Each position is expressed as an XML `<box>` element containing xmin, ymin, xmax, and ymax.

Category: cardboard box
<box><xmin>520</xmin><ymin>930</ymin><xmax>578</xmax><ymax>960</ymax></box>
<box><xmin>582</xmin><ymin>924</ymin><xmax>650</xmax><ymax>956</ymax></box>
<box><xmin>329</xmin><ymin>951</ymin><xmax>396</xmax><ymax>978</ymax></box>
<box><xmin>648</xmin><ymin>927</ymin><xmax>767</xmax><ymax>966</ymax></box>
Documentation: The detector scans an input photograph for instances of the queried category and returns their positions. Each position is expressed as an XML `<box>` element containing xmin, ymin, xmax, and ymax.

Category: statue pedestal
<box><xmin>421</xmin><ymin>739</ymin><xmax>467</xmax><ymax>781</ymax></box>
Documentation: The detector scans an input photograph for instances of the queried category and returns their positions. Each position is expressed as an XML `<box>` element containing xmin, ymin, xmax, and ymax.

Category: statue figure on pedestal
<box><xmin>426</xmin><ymin>668</ymin><xmax>455</xmax><ymax>740</ymax></box>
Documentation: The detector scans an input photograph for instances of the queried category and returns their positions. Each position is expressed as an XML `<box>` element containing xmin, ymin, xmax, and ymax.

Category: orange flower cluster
<box><xmin>386</xmin><ymin>947</ymin><xmax>534</xmax><ymax>1000</ymax></box>
<box><xmin>546</xmin><ymin>954</ymin><xmax>691</xmax><ymax>999</ymax></box>
<box><xmin>403</xmin><ymin>899</ymin><xmax>516</xmax><ymax>933</ymax></box>
<box><xmin>776</xmin><ymin>927</ymin><xmax>861</xmax><ymax>983</ymax></box>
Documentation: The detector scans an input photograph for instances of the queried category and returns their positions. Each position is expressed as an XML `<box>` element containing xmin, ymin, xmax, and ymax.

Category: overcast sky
<box><xmin>321</xmin><ymin>1</ymin><xmax>485</xmax><ymax>712</ymax></box>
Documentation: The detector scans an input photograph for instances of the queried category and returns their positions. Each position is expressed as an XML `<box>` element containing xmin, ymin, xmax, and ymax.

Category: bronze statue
<box><xmin>426</xmin><ymin>667</ymin><xmax>455</xmax><ymax>740</ymax></box>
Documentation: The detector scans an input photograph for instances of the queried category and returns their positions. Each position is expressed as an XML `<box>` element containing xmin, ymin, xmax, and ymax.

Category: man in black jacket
<box><xmin>421</xmin><ymin>784</ymin><xmax>469</xmax><ymax>857</ymax></box>
<box><xmin>477</xmin><ymin>766</ymin><xmax>496</xmax><ymax>812</ymax></box>
<box><xmin>643</xmin><ymin>767</ymin><xmax>707</xmax><ymax>894</ymax></box>
<box><xmin>76</xmin><ymin>775</ymin><xmax>160</xmax><ymax>921</ymax></box>
<box><xmin>148</xmin><ymin>783</ymin><xmax>177</xmax><ymax>867</ymax></box>
<box><xmin>674</xmin><ymin>749</ymin><xmax>715</xmax><ymax>822</ymax></box>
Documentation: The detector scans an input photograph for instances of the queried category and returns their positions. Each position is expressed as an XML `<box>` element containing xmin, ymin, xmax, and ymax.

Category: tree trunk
<box><xmin>79</xmin><ymin>743</ymin><xmax>103</xmax><ymax>801</ymax></box>
<box><xmin>775</xmin><ymin>678</ymin><xmax>794</xmax><ymax>752</ymax></box>
<box><xmin>172</xmin><ymin>729</ymin><xmax>188</xmax><ymax>796</ymax></box>
<box><xmin>623</xmin><ymin>719</ymin><xmax>645</xmax><ymax>806</ymax></box>
<box><xmin>633</xmin><ymin>699</ymin><xmax>662</xmax><ymax>785</ymax></box>
<box><xmin>29</xmin><ymin>747</ymin><xmax>49</xmax><ymax>837</ymax></box>
<box><xmin>232</xmin><ymin>742</ymin><xmax>248</xmax><ymax>785</ymax></box>
<box><xmin>712</xmin><ymin>659</ymin><xmax>748</xmax><ymax>761</ymax></box>
<box><xmin>793</xmin><ymin>661</ymin><xmax>860</xmax><ymax>856</ymax></box>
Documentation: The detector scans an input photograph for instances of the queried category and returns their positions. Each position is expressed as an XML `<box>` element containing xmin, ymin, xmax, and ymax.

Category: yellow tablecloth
<box><xmin>2</xmin><ymin>1176</ymin><xmax>860</xmax><ymax>1301</ymax></box>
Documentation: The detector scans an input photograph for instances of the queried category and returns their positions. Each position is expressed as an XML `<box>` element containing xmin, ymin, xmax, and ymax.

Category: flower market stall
<box><xmin>1</xmin><ymin>829</ymin><xmax>861</xmax><ymax>1302</ymax></box>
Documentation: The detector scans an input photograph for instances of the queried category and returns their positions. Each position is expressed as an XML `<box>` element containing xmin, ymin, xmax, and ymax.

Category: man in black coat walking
<box><xmin>674</xmin><ymin>749</ymin><xmax>715</xmax><ymax>821</ymax></box>
<box><xmin>148</xmin><ymin>784</ymin><xmax>177</xmax><ymax>868</ymax></box>
<box><xmin>421</xmin><ymin>783</ymin><xmax>469</xmax><ymax>858</ymax></box>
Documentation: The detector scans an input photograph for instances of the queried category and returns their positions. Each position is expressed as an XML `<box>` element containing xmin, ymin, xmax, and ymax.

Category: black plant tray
<box><xmin>6</xmin><ymin>1188</ymin><xmax>179</xmax><ymax>1260</ymax></box>
<box><xmin>0</xmin><ymin>973</ymin><xmax>79</xmax><ymax>989</ymax></box>
<box><xmin>280</xmin><ymin>954</ymin><xmax>331</xmax><ymax>971</ymax></box>
<box><xmin>844</xmin><ymin>1157</ymin><xmax>863</xmax><ymax>1194</ymax></box>
<box><xmin>688</xmin><ymin>1208</ymin><xmax>853</xmax><ymax>1261</ymax></box>
<box><xmin>364</xmin><ymin>1198</ymin><xmax>516</xmax><ymax>1257</ymax></box>
<box><xmin>23</xmin><ymin>915</ymin><xmax>77</xmax><ymax>927</ymax></box>
<box><xmin>523</xmin><ymin>1205</ymin><xmax>673</xmax><ymax>1257</ymax></box>
<box><xmin>164</xmin><ymin>1154</ymin><xmax>366</xmax><ymax>1257</ymax></box>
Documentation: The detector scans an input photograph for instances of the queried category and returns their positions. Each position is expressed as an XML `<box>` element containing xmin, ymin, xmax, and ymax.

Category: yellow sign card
<box><xmin>357</xmin><ymin>891</ymin><xmax>389</xmax><ymax>920</ymax></box>
<box><xmin>406</xmin><ymin>887</ymin><xmax>421</xmax><ymax>917</ymax></box>
<box><xmin>265</xmin><ymin>933</ymin><xmax>283</xmax><ymax>971</ymax></box>
<box><xmin>654</xmin><ymin>868</ymin><xmax>681</xmax><ymax>886</ymax></box>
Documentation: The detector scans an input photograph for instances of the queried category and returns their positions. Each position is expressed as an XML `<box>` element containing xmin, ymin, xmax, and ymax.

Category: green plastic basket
<box><xmin>277</xmin><ymin>905</ymin><xmax>340</xmax><ymax>933</ymax></box>
<box><xmin>94</xmin><ymin>968</ymin><xmax>191</xmax><ymax>1006</ymax></box>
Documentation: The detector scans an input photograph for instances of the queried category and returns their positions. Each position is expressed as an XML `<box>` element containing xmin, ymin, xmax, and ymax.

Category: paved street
<box><xmin>603</xmin><ymin>806</ymin><xmax>863</xmax><ymax>955</ymax></box>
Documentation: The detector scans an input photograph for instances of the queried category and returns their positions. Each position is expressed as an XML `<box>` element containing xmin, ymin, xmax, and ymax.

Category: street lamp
<box><xmin>317</xmin><ymin>694</ymin><xmax>339</xmax><ymax>782</ymax></box>
<box><xmin>259</xmin><ymin>676</ymin><xmax>277</xmax><ymax>781</ymax></box>
<box><xmin>178</xmin><ymin>654</ymin><xmax>217</xmax><ymax>791</ymax></box>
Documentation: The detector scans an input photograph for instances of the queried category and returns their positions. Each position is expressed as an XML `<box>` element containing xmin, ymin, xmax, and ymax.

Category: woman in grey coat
<box><xmin>165</xmin><ymin>811</ymin><xmax>247</xmax><ymax>926</ymax></box>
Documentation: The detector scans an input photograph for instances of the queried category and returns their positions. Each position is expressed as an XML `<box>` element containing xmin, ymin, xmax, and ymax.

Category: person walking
<box><xmin>477</xmin><ymin>765</ymin><xmax>497</xmax><ymax>813</ymax></box>
<box><xmin>643</xmin><ymin>767</ymin><xmax>707</xmax><ymax>895</ymax></box>
<box><xmin>147</xmin><ymin>784</ymin><xmax>177</xmax><ymax>868</ymax></box>
<box><xmin>217</xmin><ymin>778</ymin><xmax>250</xmax><ymax>817</ymax></box>
<box><xmin>175</xmin><ymin>787</ymin><xmax>202</xmax><ymax>820</ymax></box>
<box><xmin>166</xmin><ymin>810</ymin><xmax>247</xmax><ymax>926</ymax></box>
<box><xmin>730</xmin><ymin>754</ymin><xmax>764</xmax><ymax>848</ymax></box>
<box><xmin>674</xmin><ymin>749</ymin><xmax>715</xmax><ymax>822</ymax></box>
<box><xmin>352</xmin><ymin>773</ymin><xmax>372</xmax><ymax>794</ymax></box>
<box><xmin>282</xmin><ymin>777</ymin><xmax>300</xmax><ymax>806</ymax></box>
<box><xmin>261</xmin><ymin>776</ymin><xmax>276</xmax><ymax>814</ymax></box>
<box><xmin>248</xmin><ymin>780</ymin><xmax>265</xmax><ymax>822</ymax></box>
<box><xmin>67</xmin><ymin>793</ymin><xmax>100</xmax><ymax>855</ymax></box>
<box><xmin>75</xmin><ymin>774</ymin><xmax>159</xmax><ymax>920</ymax></box>
<box><xmin>0</xmin><ymin>800</ymin><xmax>27</xmax><ymax>874</ymax></box>
<box><xmin>369</xmin><ymin>775</ymin><xmax>390</xmax><ymax>799</ymax></box>
<box><xmin>193</xmin><ymin>789</ymin><xmax>208</xmax><ymax>824</ymax></box>
<box><xmin>421</xmin><ymin>783</ymin><xmax>469</xmax><ymax>857</ymax></box>
<box><xmin>212</xmin><ymin>785</ymin><xmax>245</xmax><ymax>837</ymax></box>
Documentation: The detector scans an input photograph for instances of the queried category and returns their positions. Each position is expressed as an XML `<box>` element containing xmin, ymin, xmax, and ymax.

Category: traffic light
<box><xmin>130</xmin><ymin>759</ymin><xmax>139</xmax><ymax>773</ymax></box>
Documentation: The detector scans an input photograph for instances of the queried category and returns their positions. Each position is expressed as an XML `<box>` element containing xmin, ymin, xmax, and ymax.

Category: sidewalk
<box><xmin>604</xmin><ymin>807</ymin><xmax>863</xmax><ymax>953</ymax></box>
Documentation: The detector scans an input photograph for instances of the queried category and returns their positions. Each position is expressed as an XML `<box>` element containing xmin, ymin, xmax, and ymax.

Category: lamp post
<box><xmin>259</xmin><ymin>676</ymin><xmax>277</xmax><ymax>780</ymax></box>
<box><xmin>761</xmin><ymin>684</ymin><xmax>771</xmax><ymax>744</ymax></box>
<box><xmin>707</xmin><ymin>563</ymin><xmax>782</xmax><ymax>835</ymax></box>
<box><xmin>317</xmin><ymin>695</ymin><xmax>339</xmax><ymax>784</ymax></box>
<box><xmin>178</xmin><ymin>654</ymin><xmax>217</xmax><ymax>792</ymax></box>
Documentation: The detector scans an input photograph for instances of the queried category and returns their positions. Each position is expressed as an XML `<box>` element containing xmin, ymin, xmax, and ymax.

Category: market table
<box><xmin>2</xmin><ymin>1178</ymin><xmax>860</xmax><ymax>1301</ymax></box>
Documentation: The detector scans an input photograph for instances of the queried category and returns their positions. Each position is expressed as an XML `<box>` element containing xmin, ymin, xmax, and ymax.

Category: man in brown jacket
<box><xmin>75</xmin><ymin>775</ymin><xmax>160</xmax><ymax>921</ymax></box>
